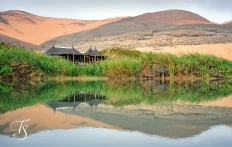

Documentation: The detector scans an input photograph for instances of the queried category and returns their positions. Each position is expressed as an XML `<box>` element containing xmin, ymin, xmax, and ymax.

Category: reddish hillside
<box><xmin>121</xmin><ymin>10</ymin><xmax>212</xmax><ymax>25</ymax></box>
<box><xmin>0</xmin><ymin>34</ymin><xmax>38</xmax><ymax>49</ymax></box>
<box><xmin>0</xmin><ymin>10</ymin><xmax>125</xmax><ymax>45</ymax></box>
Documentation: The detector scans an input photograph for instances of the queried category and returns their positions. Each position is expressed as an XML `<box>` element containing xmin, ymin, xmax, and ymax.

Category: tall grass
<box><xmin>100</xmin><ymin>47</ymin><xmax>142</xmax><ymax>59</ymax></box>
<box><xmin>76</xmin><ymin>64</ymin><xmax>102</xmax><ymax>76</ymax></box>
<box><xmin>100</xmin><ymin>57</ymin><xmax>143</xmax><ymax>77</ymax></box>
<box><xmin>76</xmin><ymin>57</ymin><xmax>143</xmax><ymax>78</ymax></box>
<box><xmin>141</xmin><ymin>52</ymin><xmax>232</xmax><ymax>78</ymax></box>
<box><xmin>1</xmin><ymin>43</ymin><xmax>232</xmax><ymax>79</ymax></box>
<box><xmin>0</xmin><ymin>42</ymin><xmax>78</xmax><ymax>77</ymax></box>
<box><xmin>79</xmin><ymin>49</ymin><xmax>232</xmax><ymax>78</ymax></box>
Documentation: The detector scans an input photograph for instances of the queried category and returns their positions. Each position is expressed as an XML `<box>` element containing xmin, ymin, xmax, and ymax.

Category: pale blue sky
<box><xmin>1</xmin><ymin>0</ymin><xmax>232</xmax><ymax>23</ymax></box>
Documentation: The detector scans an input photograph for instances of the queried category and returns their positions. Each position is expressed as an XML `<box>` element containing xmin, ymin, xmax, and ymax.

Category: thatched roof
<box><xmin>84</xmin><ymin>48</ymin><xmax>103</xmax><ymax>56</ymax></box>
<box><xmin>45</xmin><ymin>46</ymin><xmax>81</xmax><ymax>55</ymax></box>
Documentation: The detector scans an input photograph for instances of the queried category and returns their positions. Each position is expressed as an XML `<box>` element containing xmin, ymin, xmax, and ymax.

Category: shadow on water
<box><xmin>1</xmin><ymin>79</ymin><xmax>232</xmax><ymax>113</ymax></box>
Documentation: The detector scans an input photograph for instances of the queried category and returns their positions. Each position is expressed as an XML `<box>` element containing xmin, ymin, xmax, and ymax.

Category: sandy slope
<box><xmin>136</xmin><ymin>43</ymin><xmax>232</xmax><ymax>61</ymax></box>
<box><xmin>0</xmin><ymin>11</ymin><xmax>125</xmax><ymax>45</ymax></box>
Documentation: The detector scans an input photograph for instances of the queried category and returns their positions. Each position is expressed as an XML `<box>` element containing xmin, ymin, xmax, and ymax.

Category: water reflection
<box><xmin>0</xmin><ymin>79</ymin><xmax>232</xmax><ymax>146</ymax></box>
<box><xmin>1</xmin><ymin>79</ymin><xmax>232</xmax><ymax>113</ymax></box>
<box><xmin>46</xmin><ymin>91</ymin><xmax>106</xmax><ymax>113</ymax></box>
<box><xmin>2</xmin><ymin>126</ymin><xmax>232</xmax><ymax>147</ymax></box>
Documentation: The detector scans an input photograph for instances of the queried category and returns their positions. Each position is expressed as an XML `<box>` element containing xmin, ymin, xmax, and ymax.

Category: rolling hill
<box><xmin>0</xmin><ymin>34</ymin><xmax>38</xmax><ymax>49</ymax></box>
<box><xmin>119</xmin><ymin>9</ymin><xmax>213</xmax><ymax>25</ymax></box>
<box><xmin>0</xmin><ymin>10</ymin><xmax>126</xmax><ymax>45</ymax></box>
<box><xmin>40</xmin><ymin>10</ymin><xmax>232</xmax><ymax>52</ymax></box>
<box><xmin>1</xmin><ymin>9</ymin><xmax>232</xmax><ymax>61</ymax></box>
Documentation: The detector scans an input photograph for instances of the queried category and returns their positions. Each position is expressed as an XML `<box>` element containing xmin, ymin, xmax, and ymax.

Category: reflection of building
<box><xmin>46</xmin><ymin>102</ymin><xmax>80</xmax><ymax>114</ymax></box>
<box><xmin>45</xmin><ymin>45</ymin><xmax>105</xmax><ymax>63</ymax></box>
<box><xmin>46</xmin><ymin>91</ymin><xmax>106</xmax><ymax>113</ymax></box>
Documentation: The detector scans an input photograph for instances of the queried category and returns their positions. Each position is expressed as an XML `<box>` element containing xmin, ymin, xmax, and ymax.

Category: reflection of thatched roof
<box><xmin>84</xmin><ymin>48</ymin><xmax>103</xmax><ymax>56</ymax></box>
<box><xmin>45</xmin><ymin>46</ymin><xmax>81</xmax><ymax>55</ymax></box>
<box><xmin>45</xmin><ymin>102</ymin><xmax>80</xmax><ymax>114</ymax></box>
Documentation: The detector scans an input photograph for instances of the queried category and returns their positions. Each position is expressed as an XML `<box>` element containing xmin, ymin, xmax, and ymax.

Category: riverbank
<box><xmin>1</xmin><ymin>42</ymin><xmax>232</xmax><ymax>81</ymax></box>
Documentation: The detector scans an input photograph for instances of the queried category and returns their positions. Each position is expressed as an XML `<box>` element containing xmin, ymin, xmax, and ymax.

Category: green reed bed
<box><xmin>79</xmin><ymin>48</ymin><xmax>232</xmax><ymax>79</ymax></box>
<box><xmin>1</xmin><ymin>43</ymin><xmax>232</xmax><ymax>79</ymax></box>
<box><xmin>99</xmin><ymin>57</ymin><xmax>143</xmax><ymax>77</ymax></box>
<box><xmin>141</xmin><ymin>52</ymin><xmax>232</xmax><ymax>78</ymax></box>
<box><xmin>100</xmin><ymin>47</ymin><xmax>142</xmax><ymax>58</ymax></box>
<box><xmin>0</xmin><ymin>42</ymin><xmax>78</xmax><ymax>77</ymax></box>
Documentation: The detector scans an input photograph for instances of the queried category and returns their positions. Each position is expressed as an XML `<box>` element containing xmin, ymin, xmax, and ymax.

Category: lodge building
<box><xmin>45</xmin><ymin>45</ymin><xmax>106</xmax><ymax>64</ymax></box>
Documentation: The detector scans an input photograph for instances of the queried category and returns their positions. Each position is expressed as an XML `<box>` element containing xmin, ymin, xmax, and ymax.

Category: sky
<box><xmin>0</xmin><ymin>0</ymin><xmax>232</xmax><ymax>24</ymax></box>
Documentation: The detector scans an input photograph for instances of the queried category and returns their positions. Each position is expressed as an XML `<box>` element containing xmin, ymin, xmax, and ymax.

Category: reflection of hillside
<box><xmin>1</xmin><ymin>101</ymin><xmax>232</xmax><ymax>139</ymax></box>
<box><xmin>56</xmin><ymin>103</ymin><xmax>232</xmax><ymax>138</ymax></box>
<box><xmin>0</xmin><ymin>105</ymin><xmax>119</xmax><ymax>138</ymax></box>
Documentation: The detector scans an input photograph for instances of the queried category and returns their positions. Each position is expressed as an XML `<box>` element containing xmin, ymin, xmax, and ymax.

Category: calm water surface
<box><xmin>0</xmin><ymin>80</ymin><xmax>232</xmax><ymax>147</ymax></box>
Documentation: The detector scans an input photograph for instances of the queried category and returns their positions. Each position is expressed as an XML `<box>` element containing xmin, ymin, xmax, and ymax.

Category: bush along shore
<box><xmin>1</xmin><ymin>43</ymin><xmax>232</xmax><ymax>80</ymax></box>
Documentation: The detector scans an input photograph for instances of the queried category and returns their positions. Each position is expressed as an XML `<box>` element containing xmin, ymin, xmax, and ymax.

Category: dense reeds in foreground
<box><xmin>80</xmin><ymin>47</ymin><xmax>232</xmax><ymax>79</ymax></box>
<box><xmin>1</xmin><ymin>43</ymin><xmax>232</xmax><ymax>79</ymax></box>
<box><xmin>0</xmin><ymin>42</ymin><xmax>78</xmax><ymax>79</ymax></box>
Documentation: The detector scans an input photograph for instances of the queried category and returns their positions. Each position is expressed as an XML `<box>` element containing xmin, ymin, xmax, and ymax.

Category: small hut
<box><xmin>83</xmin><ymin>47</ymin><xmax>105</xmax><ymax>63</ymax></box>
<box><xmin>45</xmin><ymin>45</ymin><xmax>81</xmax><ymax>63</ymax></box>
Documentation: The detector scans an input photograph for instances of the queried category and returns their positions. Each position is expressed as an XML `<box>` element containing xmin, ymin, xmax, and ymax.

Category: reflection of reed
<box><xmin>104</xmin><ymin>79</ymin><xmax>232</xmax><ymax>106</ymax></box>
<box><xmin>142</xmin><ymin>80</ymin><xmax>170</xmax><ymax>93</ymax></box>
<box><xmin>1</xmin><ymin>79</ymin><xmax>232</xmax><ymax>113</ymax></box>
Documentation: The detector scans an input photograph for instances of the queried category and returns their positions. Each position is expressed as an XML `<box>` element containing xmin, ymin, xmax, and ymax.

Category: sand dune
<box><xmin>136</xmin><ymin>43</ymin><xmax>232</xmax><ymax>61</ymax></box>
<box><xmin>0</xmin><ymin>10</ymin><xmax>125</xmax><ymax>45</ymax></box>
